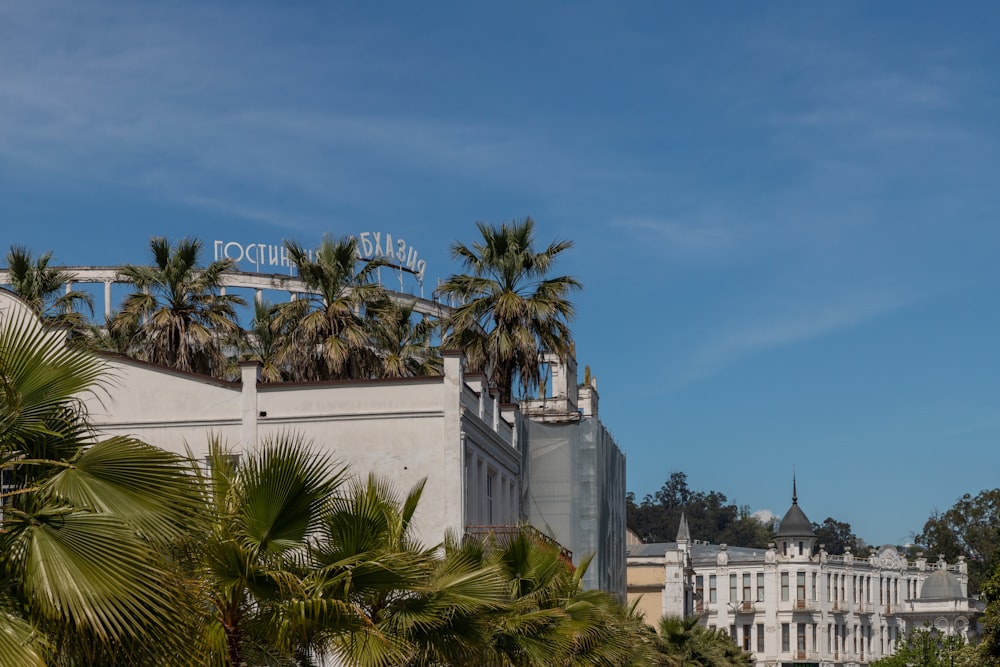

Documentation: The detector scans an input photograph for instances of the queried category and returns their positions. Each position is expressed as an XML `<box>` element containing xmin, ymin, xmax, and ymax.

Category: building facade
<box><xmin>521</xmin><ymin>354</ymin><xmax>627</xmax><ymax>597</ymax></box>
<box><xmin>627</xmin><ymin>485</ymin><xmax>984</xmax><ymax>666</ymax></box>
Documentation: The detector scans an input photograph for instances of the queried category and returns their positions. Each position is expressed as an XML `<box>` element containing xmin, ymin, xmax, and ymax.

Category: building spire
<box><xmin>792</xmin><ymin>471</ymin><xmax>798</xmax><ymax>505</ymax></box>
<box><xmin>676</xmin><ymin>511</ymin><xmax>691</xmax><ymax>542</ymax></box>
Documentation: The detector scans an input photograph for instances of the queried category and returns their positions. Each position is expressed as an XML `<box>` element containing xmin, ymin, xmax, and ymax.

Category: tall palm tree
<box><xmin>113</xmin><ymin>237</ymin><xmax>244</xmax><ymax>377</ymax></box>
<box><xmin>0</xmin><ymin>304</ymin><xmax>207</xmax><ymax>666</ymax></box>
<box><xmin>4</xmin><ymin>245</ymin><xmax>93</xmax><ymax>333</ymax></box>
<box><xmin>364</xmin><ymin>299</ymin><xmax>442</xmax><ymax>378</ymax></box>
<box><xmin>436</xmin><ymin>218</ymin><xmax>580</xmax><ymax>403</ymax></box>
<box><xmin>277</xmin><ymin>235</ymin><xmax>385</xmax><ymax>381</ymax></box>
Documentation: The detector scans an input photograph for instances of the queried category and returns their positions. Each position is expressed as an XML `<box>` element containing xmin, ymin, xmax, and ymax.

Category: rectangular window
<box><xmin>797</xmin><ymin>623</ymin><xmax>806</xmax><ymax>652</ymax></box>
<box><xmin>812</xmin><ymin>623</ymin><xmax>817</xmax><ymax>651</ymax></box>
<box><xmin>757</xmin><ymin>572</ymin><xmax>765</xmax><ymax>601</ymax></box>
<box><xmin>709</xmin><ymin>575</ymin><xmax>717</xmax><ymax>603</ymax></box>
<box><xmin>486</xmin><ymin>471</ymin><xmax>495</xmax><ymax>524</ymax></box>
<box><xmin>797</xmin><ymin>571</ymin><xmax>806</xmax><ymax>601</ymax></box>
<box><xmin>742</xmin><ymin>624</ymin><xmax>751</xmax><ymax>651</ymax></box>
<box><xmin>781</xmin><ymin>572</ymin><xmax>789</xmax><ymax>601</ymax></box>
<box><xmin>757</xmin><ymin>623</ymin><xmax>764</xmax><ymax>653</ymax></box>
<box><xmin>730</xmin><ymin>574</ymin><xmax>737</xmax><ymax>603</ymax></box>
<box><xmin>812</xmin><ymin>572</ymin><xmax>818</xmax><ymax>600</ymax></box>
<box><xmin>743</xmin><ymin>573</ymin><xmax>751</xmax><ymax>601</ymax></box>
<box><xmin>781</xmin><ymin>623</ymin><xmax>790</xmax><ymax>652</ymax></box>
<box><xmin>695</xmin><ymin>575</ymin><xmax>704</xmax><ymax>610</ymax></box>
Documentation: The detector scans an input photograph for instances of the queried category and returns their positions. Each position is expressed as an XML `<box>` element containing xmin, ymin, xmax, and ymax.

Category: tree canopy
<box><xmin>914</xmin><ymin>488</ymin><xmax>1000</xmax><ymax>594</ymax></box>
<box><xmin>627</xmin><ymin>472</ymin><xmax>773</xmax><ymax>548</ymax></box>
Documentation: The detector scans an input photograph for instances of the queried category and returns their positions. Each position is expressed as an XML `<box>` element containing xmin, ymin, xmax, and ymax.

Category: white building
<box><xmin>0</xmin><ymin>287</ymin><xmax>521</xmax><ymax>547</ymax></box>
<box><xmin>627</xmin><ymin>483</ymin><xmax>984</xmax><ymax>666</ymax></box>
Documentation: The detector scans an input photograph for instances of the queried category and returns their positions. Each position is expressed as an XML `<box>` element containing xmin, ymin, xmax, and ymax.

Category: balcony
<box><xmin>730</xmin><ymin>601</ymin><xmax>756</xmax><ymax>613</ymax></box>
<box><xmin>465</xmin><ymin>525</ymin><xmax>573</xmax><ymax>565</ymax></box>
<box><xmin>793</xmin><ymin>598</ymin><xmax>815</xmax><ymax>611</ymax></box>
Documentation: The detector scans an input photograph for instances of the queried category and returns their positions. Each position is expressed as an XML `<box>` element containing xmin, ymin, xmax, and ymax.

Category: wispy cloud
<box><xmin>671</xmin><ymin>288</ymin><xmax>924</xmax><ymax>389</ymax></box>
<box><xmin>614</xmin><ymin>217</ymin><xmax>737</xmax><ymax>254</ymax></box>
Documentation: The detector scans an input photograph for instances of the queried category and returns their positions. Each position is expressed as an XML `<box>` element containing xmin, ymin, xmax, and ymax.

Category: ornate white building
<box><xmin>627</xmin><ymin>483</ymin><xmax>984</xmax><ymax>666</ymax></box>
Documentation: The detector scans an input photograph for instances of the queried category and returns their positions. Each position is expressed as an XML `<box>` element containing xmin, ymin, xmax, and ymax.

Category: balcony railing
<box><xmin>465</xmin><ymin>525</ymin><xmax>573</xmax><ymax>564</ymax></box>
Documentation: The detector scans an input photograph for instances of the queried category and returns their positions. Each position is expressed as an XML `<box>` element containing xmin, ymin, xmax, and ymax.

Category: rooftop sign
<box><xmin>213</xmin><ymin>232</ymin><xmax>427</xmax><ymax>281</ymax></box>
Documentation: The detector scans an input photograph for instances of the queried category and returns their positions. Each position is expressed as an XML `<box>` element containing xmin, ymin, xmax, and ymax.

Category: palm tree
<box><xmin>194</xmin><ymin>434</ymin><xmax>348</xmax><ymax>666</ymax></box>
<box><xmin>0</xmin><ymin>304</ymin><xmax>208</xmax><ymax>666</ymax></box>
<box><xmin>436</xmin><ymin>218</ymin><xmax>580</xmax><ymax>403</ymax></box>
<box><xmin>364</xmin><ymin>299</ymin><xmax>442</xmax><ymax>378</ymax></box>
<box><xmin>306</xmin><ymin>474</ymin><xmax>507</xmax><ymax>667</ymax></box>
<box><xmin>3</xmin><ymin>245</ymin><xmax>93</xmax><ymax>333</ymax></box>
<box><xmin>228</xmin><ymin>300</ymin><xmax>292</xmax><ymax>383</ymax></box>
<box><xmin>113</xmin><ymin>237</ymin><xmax>244</xmax><ymax>377</ymax></box>
<box><xmin>656</xmin><ymin>616</ymin><xmax>753</xmax><ymax>667</ymax></box>
<box><xmin>277</xmin><ymin>235</ymin><xmax>385</xmax><ymax>381</ymax></box>
<box><xmin>456</xmin><ymin>527</ymin><xmax>652</xmax><ymax>667</ymax></box>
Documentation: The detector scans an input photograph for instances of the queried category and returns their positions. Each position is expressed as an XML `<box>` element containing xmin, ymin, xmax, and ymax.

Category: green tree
<box><xmin>813</xmin><ymin>517</ymin><xmax>870</xmax><ymax>557</ymax></box>
<box><xmin>229</xmin><ymin>300</ymin><xmax>292</xmax><ymax>383</ymax></box>
<box><xmin>871</xmin><ymin>627</ymin><xmax>976</xmax><ymax>667</ymax></box>
<box><xmin>114</xmin><ymin>237</ymin><xmax>244</xmax><ymax>377</ymax></box>
<box><xmin>307</xmin><ymin>475</ymin><xmax>507</xmax><ymax>667</ymax></box>
<box><xmin>364</xmin><ymin>298</ymin><xmax>442</xmax><ymax>378</ymax></box>
<box><xmin>3</xmin><ymin>245</ymin><xmax>93</xmax><ymax>333</ymax></box>
<box><xmin>627</xmin><ymin>472</ymin><xmax>772</xmax><ymax>547</ymax></box>
<box><xmin>437</xmin><ymin>218</ymin><xmax>581</xmax><ymax>403</ymax></box>
<box><xmin>656</xmin><ymin>616</ymin><xmax>753</xmax><ymax>667</ymax></box>
<box><xmin>194</xmin><ymin>434</ymin><xmax>348</xmax><ymax>666</ymax></box>
<box><xmin>277</xmin><ymin>235</ymin><xmax>385</xmax><ymax>381</ymax></box>
<box><xmin>0</xmin><ymin>304</ymin><xmax>206</xmax><ymax>666</ymax></box>
<box><xmin>915</xmin><ymin>489</ymin><xmax>1000</xmax><ymax>593</ymax></box>
<box><xmin>978</xmin><ymin>563</ymin><xmax>1000</xmax><ymax>666</ymax></box>
<box><xmin>459</xmin><ymin>528</ymin><xmax>651</xmax><ymax>667</ymax></box>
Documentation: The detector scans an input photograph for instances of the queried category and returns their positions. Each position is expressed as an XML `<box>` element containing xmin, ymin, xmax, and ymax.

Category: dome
<box><xmin>920</xmin><ymin>569</ymin><xmax>964</xmax><ymax>600</ymax></box>
<box><xmin>775</xmin><ymin>502</ymin><xmax>815</xmax><ymax>538</ymax></box>
<box><xmin>775</xmin><ymin>477</ymin><xmax>816</xmax><ymax>538</ymax></box>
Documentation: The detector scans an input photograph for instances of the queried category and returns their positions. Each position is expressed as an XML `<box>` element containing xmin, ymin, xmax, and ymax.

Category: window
<box><xmin>781</xmin><ymin>623</ymin><xmax>790</xmax><ymax>652</ymax></box>
<box><xmin>781</xmin><ymin>572</ymin><xmax>789</xmax><ymax>601</ymax></box>
<box><xmin>695</xmin><ymin>575</ymin><xmax>704</xmax><ymax>609</ymax></box>
<box><xmin>798</xmin><ymin>540</ymin><xmax>804</xmax><ymax>555</ymax></box>
<box><xmin>709</xmin><ymin>575</ymin><xmax>717</xmax><ymax>603</ymax></box>
<box><xmin>782</xmin><ymin>541</ymin><xmax>788</xmax><ymax>555</ymax></box>
<box><xmin>486</xmin><ymin>471</ymin><xmax>495</xmax><ymax>524</ymax></box>
<box><xmin>797</xmin><ymin>623</ymin><xmax>806</xmax><ymax>652</ymax></box>
<box><xmin>743</xmin><ymin>573</ymin><xmax>751</xmax><ymax>601</ymax></box>
<box><xmin>757</xmin><ymin>572</ymin><xmax>765</xmax><ymax>601</ymax></box>
<box><xmin>812</xmin><ymin>572</ymin><xmax>818</xmax><ymax>600</ymax></box>
<box><xmin>812</xmin><ymin>623</ymin><xmax>817</xmax><ymax>651</ymax></box>
<box><xmin>730</xmin><ymin>574</ymin><xmax>737</xmax><ymax>603</ymax></box>
<box><xmin>742</xmin><ymin>624</ymin><xmax>751</xmax><ymax>651</ymax></box>
<box><xmin>797</xmin><ymin>571</ymin><xmax>806</xmax><ymax>601</ymax></box>
<box><xmin>756</xmin><ymin>623</ymin><xmax>764</xmax><ymax>653</ymax></box>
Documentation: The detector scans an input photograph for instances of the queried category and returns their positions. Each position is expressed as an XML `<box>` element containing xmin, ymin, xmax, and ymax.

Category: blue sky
<box><xmin>2</xmin><ymin>1</ymin><xmax>999</xmax><ymax>546</ymax></box>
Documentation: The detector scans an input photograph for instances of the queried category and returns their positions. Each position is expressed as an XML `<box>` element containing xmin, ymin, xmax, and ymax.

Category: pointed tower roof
<box><xmin>775</xmin><ymin>474</ymin><xmax>816</xmax><ymax>538</ymax></box>
<box><xmin>676</xmin><ymin>512</ymin><xmax>691</xmax><ymax>542</ymax></box>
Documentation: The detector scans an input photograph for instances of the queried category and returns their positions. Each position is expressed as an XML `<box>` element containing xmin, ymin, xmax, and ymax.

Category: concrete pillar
<box><xmin>240</xmin><ymin>361</ymin><xmax>260</xmax><ymax>449</ymax></box>
<box><xmin>104</xmin><ymin>281</ymin><xmax>112</xmax><ymax>319</ymax></box>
